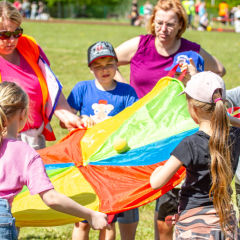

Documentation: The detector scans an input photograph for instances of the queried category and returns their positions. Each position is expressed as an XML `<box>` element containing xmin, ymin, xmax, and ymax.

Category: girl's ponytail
<box><xmin>187</xmin><ymin>90</ymin><xmax>233</xmax><ymax>234</ymax></box>
<box><xmin>0</xmin><ymin>81</ymin><xmax>29</xmax><ymax>143</ymax></box>
<box><xmin>209</xmin><ymin>91</ymin><xmax>233</xmax><ymax>233</ymax></box>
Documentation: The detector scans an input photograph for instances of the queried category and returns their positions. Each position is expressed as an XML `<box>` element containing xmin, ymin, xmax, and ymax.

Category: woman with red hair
<box><xmin>115</xmin><ymin>0</ymin><xmax>225</xmax><ymax>98</ymax></box>
<box><xmin>114</xmin><ymin>1</ymin><xmax>225</xmax><ymax>239</ymax></box>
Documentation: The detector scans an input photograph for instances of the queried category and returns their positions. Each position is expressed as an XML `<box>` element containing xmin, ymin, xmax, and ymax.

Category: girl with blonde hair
<box><xmin>0</xmin><ymin>81</ymin><xmax>110</xmax><ymax>240</ymax></box>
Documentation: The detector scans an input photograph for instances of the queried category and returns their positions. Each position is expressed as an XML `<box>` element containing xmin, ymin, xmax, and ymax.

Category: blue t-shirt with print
<box><xmin>67</xmin><ymin>80</ymin><xmax>138</xmax><ymax>122</ymax></box>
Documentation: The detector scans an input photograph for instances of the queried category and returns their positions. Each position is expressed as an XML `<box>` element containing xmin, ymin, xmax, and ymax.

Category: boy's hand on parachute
<box><xmin>81</xmin><ymin>115</ymin><xmax>96</xmax><ymax>128</ymax></box>
<box><xmin>88</xmin><ymin>211</ymin><xmax>111</xmax><ymax>230</ymax></box>
<box><xmin>179</xmin><ymin>58</ymin><xmax>198</xmax><ymax>86</ymax></box>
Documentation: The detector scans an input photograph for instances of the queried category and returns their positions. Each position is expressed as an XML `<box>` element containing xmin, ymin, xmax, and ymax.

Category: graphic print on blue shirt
<box><xmin>67</xmin><ymin>80</ymin><xmax>138</xmax><ymax>123</ymax></box>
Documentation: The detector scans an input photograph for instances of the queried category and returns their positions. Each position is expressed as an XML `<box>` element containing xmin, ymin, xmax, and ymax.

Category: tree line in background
<box><xmin>9</xmin><ymin>0</ymin><xmax>240</xmax><ymax>19</ymax></box>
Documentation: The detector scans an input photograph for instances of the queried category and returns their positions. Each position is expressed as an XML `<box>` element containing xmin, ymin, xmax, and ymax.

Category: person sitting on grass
<box><xmin>0</xmin><ymin>81</ymin><xmax>110</xmax><ymax>240</ymax></box>
<box><xmin>150</xmin><ymin>71</ymin><xmax>240</xmax><ymax>239</ymax></box>
<box><xmin>63</xmin><ymin>41</ymin><xmax>139</xmax><ymax>240</ymax></box>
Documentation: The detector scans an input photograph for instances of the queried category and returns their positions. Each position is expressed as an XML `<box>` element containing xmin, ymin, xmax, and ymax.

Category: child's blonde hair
<box><xmin>0</xmin><ymin>81</ymin><xmax>29</xmax><ymax>142</ymax></box>
<box><xmin>0</xmin><ymin>1</ymin><xmax>22</xmax><ymax>25</ymax></box>
<box><xmin>186</xmin><ymin>90</ymin><xmax>233</xmax><ymax>235</ymax></box>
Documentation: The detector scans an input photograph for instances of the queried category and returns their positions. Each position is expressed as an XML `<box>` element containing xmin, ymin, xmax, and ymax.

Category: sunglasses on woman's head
<box><xmin>0</xmin><ymin>28</ymin><xmax>23</xmax><ymax>40</ymax></box>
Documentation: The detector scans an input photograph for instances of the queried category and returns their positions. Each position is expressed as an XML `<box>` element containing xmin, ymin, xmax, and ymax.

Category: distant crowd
<box><xmin>130</xmin><ymin>0</ymin><xmax>240</xmax><ymax>33</ymax></box>
<box><xmin>13</xmin><ymin>0</ymin><xmax>49</xmax><ymax>20</ymax></box>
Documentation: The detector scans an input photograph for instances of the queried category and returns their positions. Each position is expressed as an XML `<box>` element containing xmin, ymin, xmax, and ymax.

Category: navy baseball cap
<box><xmin>88</xmin><ymin>41</ymin><xmax>118</xmax><ymax>66</ymax></box>
<box><xmin>165</xmin><ymin>51</ymin><xmax>204</xmax><ymax>73</ymax></box>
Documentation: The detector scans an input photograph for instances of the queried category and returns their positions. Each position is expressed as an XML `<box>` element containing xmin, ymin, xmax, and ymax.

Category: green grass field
<box><xmin>18</xmin><ymin>22</ymin><xmax>240</xmax><ymax>239</ymax></box>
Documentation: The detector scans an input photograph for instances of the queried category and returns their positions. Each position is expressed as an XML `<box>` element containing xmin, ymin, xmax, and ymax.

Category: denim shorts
<box><xmin>117</xmin><ymin>208</ymin><xmax>139</xmax><ymax>224</ymax></box>
<box><xmin>0</xmin><ymin>199</ymin><xmax>18</xmax><ymax>240</ymax></box>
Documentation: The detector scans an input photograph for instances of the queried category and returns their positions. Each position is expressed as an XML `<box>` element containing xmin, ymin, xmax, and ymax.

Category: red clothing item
<box><xmin>13</xmin><ymin>1</ymin><xmax>21</xmax><ymax>11</ymax></box>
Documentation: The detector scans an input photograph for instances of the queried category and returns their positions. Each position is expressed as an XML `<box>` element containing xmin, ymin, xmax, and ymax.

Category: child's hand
<box><xmin>81</xmin><ymin>115</ymin><xmax>96</xmax><ymax>128</ymax></box>
<box><xmin>88</xmin><ymin>211</ymin><xmax>111</xmax><ymax>230</ymax></box>
<box><xmin>179</xmin><ymin>58</ymin><xmax>198</xmax><ymax>86</ymax></box>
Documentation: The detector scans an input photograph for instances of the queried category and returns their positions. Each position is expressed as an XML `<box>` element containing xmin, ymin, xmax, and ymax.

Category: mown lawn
<box><xmin>19</xmin><ymin>21</ymin><xmax>240</xmax><ymax>239</ymax></box>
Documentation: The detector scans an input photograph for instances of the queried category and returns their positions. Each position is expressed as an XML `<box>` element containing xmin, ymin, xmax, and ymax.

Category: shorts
<box><xmin>156</xmin><ymin>189</ymin><xmax>180</xmax><ymax>222</ymax></box>
<box><xmin>0</xmin><ymin>199</ymin><xmax>18</xmax><ymax>240</ymax></box>
<box><xmin>117</xmin><ymin>208</ymin><xmax>139</xmax><ymax>224</ymax></box>
<box><xmin>174</xmin><ymin>205</ymin><xmax>239</xmax><ymax>239</ymax></box>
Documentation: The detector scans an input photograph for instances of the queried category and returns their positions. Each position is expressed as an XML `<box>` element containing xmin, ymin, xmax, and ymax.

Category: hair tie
<box><xmin>214</xmin><ymin>98</ymin><xmax>222</xmax><ymax>103</ymax></box>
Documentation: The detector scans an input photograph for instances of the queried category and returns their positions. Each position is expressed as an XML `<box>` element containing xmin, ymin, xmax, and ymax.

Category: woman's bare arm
<box><xmin>114</xmin><ymin>36</ymin><xmax>141</xmax><ymax>83</ymax></box>
<box><xmin>199</xmin><ymin>48</ymin><xmax>226</xmax><ymax>77</ymax></box>
<box><xmin>115</xmin><ymin>36</ymin><xmax>141</xmax><ymax>65</ymax></box>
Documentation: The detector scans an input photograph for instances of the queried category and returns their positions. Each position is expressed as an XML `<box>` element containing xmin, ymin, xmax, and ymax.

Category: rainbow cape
<box><xmin>12</xmin><ymin>77</ymin><xmax>198</xmax><ymax>227</ymax></box>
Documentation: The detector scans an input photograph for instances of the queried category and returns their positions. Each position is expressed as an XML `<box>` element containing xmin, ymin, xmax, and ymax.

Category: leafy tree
<box><xmin>45</xmin><ymin>0</ymin><xmax>122</xmax><ymax>7</ymax></box>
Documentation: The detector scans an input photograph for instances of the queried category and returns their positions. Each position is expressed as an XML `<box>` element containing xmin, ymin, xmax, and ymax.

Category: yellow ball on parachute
<box><xmin>113</xmin><ymin>138</ymin><xmax>128</xmax><ymax>153</ymax></box>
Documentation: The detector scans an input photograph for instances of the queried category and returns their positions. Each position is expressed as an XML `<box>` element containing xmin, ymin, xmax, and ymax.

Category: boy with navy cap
<box><xmin>68</xmin><ymin>41</ymin><xmax>138</xmax><ymax>126</ymax></box>
<box><xmin>67</xmin><ymin>41</ymin><xmax>139</xmax><ymax>240</ymax></box>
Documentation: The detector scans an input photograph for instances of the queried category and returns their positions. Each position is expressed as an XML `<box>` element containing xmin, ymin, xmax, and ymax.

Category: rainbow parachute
<box><xmin>12</xmin><ymin>77</ymin><xmax>198</xmax><ymax>227</ymax></box>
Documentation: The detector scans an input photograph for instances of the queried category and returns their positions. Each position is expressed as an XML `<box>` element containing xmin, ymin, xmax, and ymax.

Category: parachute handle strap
<box><xmin>167</xmin><ymin>63</ymin><xmax>187</xmax><ymax>82</ymax></box>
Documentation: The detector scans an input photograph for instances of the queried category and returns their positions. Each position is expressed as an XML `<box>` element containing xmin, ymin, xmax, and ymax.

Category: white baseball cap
<box><xmin>178</xmin><ymin>71</ymin><xmax>226</xmax><ymax>103</ymax></box>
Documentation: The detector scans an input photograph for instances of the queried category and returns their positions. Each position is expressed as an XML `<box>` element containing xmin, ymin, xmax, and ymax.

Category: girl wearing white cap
<box><xmin>150</xmin><ymin>71</ymin><xmax>240</xmax><ymax>239</ymax></box>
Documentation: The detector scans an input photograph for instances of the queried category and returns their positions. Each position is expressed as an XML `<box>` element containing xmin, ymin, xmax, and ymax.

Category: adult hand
<box><xmin>179</xmin><ymin>58</ymin><xmax>198</xmax><ymax>86</ymax></box>
<box><xmin>55</xmin><ymin>93</ymin><xmax>84</xmax><ymax>130</ymax></box>
<box><xmin>87</xmin><ymin>212</ymin><xmax>111</xmax><ymax>231</ymax></box>
<box><xmin>62</xmin><ymin>112</ymin><xmax>85</xmax><ymax>131</ymax></box>
<box><xmin>179</xmin><ymin>58</ymin><xmax>198</xmax><ymax>79</ymax></box>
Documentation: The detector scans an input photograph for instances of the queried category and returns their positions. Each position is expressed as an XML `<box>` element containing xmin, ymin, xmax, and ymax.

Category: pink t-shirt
<box><xmin>0</xmin><ymin>138</ymin><xmax>54</xmax><ymax>206</ymax></box>
<box><xmin>0</xmin><ymin>47</ymin><xmax>49</xmax><ymax>131</ymax></box>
